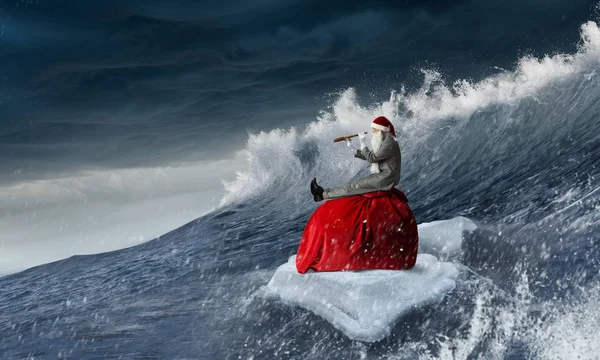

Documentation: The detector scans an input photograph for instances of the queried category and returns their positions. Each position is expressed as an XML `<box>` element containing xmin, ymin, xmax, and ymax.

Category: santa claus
<box><xmin>297</xmin><ymin>116</ymin><xmax>418</xmax><ymax>274</ymax></box>
<box><xmin>310</xmin><ymin>116</ymin><xmax>401</xmax><ymax>201</ymax></box>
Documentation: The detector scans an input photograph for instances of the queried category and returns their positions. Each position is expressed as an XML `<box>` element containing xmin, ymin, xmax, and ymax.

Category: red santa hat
<box><xmin>371</xmin><ymin>116</ymin><xmax>396</xmax><ymax>137</ymax></box>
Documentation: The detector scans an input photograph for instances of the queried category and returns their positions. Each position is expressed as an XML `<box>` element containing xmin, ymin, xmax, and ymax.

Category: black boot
<box><xmin>310</xmin><ymin>178</ymin><xmax>324</xmax><ymax>202</ymax></box>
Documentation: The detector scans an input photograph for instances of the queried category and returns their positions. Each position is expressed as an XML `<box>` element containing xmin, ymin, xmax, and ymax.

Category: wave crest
<box><xmin>220</xmin><ymin>21</ymin><xmax>600</xmax><ymax>208</ymax></box>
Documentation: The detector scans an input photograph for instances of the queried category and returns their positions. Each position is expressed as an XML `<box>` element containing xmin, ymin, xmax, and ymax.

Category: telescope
<box><xmin>333</xmin><ymin>132</ymin><xmax>368</xmax><ymax>143</ymax></box>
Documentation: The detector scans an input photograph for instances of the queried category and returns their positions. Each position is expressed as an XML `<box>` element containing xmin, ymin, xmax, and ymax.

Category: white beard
<box><xmin>371</xmin><ymin>131</ymin><xmax>384</xmax><ymax>152</ymax></box>
<box><xmin>370</xmin><ymin>131</ymin><xmax>385</xmax><ymax>174</ymax></box>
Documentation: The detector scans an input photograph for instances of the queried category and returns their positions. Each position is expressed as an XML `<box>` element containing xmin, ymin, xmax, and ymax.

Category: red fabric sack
<box><xmin>296</xmin><ymin>188</ymin><xmax>418</xmax><ymax>274</ymax></box>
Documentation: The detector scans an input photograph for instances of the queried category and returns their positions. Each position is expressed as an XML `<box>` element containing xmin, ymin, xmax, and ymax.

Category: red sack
<box><xmin>296</xmin><ymin>188</ymin><xmax>418</xmax><ymax>274</ymax></box>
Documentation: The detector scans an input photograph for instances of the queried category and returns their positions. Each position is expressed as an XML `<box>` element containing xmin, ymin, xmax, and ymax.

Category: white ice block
<box><xmin>264</xmin><ymin>254</ymin><xmax>459</xmax><ymax>342</ymax></box>
<box><xmin>417</xmin><ymin>216</ymin><xmax>477</xmax><ymax>256</ymax></box>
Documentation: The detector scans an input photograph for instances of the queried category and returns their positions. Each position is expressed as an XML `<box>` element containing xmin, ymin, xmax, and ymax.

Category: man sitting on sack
<box><xmin>311</xmin><ymin>116</ymin><xmax>401</xmax><ymax>201</ymax></box>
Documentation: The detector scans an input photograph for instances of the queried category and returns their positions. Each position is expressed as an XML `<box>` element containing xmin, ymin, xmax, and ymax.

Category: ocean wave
<box><xmin>221</xmin><ymin>21</ymin><xmax>600</xmax><ymax>211</ymax></box>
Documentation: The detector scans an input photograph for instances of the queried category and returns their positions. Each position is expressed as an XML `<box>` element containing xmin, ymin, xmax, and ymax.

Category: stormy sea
<box><xmin>2</xmin><ymin>1</ymin><xmax>600</xmax><ymax>359</ymax></box>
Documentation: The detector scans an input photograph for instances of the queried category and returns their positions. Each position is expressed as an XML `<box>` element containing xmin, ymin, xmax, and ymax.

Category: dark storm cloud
<box><xmin>0</xmin><ymin>0</ymin><xmax>595</xmax><ymax>183</ymax></box>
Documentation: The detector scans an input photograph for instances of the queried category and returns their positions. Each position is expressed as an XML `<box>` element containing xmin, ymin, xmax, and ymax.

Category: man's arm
<box><xmin>360</xmin><ymin>139</ymin><xmax>394</xmax><ymax>163</ymax></box>
<box><xmin>354</xmin><ymin>150</ymin><xmax>366</xmax><ymax>160</ymax></box>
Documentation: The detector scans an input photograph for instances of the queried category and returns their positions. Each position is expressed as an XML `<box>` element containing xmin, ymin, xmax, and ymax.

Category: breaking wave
<box><xmin>221</xmin><ymin>21</ymin><xmax>600</xmax><ymax>213</ymax></box>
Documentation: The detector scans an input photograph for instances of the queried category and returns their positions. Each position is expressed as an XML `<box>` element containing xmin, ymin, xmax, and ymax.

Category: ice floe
<box><xmin>264</xmin><ymin>254</ymin><xmax>459</xmax><ymax>342</ymax></box>
<box><xmin>418</xmin><ymin>216</ymin><xmax>477</xmax><ymax>257</ymax></box>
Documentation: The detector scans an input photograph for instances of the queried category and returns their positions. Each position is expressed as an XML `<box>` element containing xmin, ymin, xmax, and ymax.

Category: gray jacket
<box><xmin>323</xmin><ymin>132</ymin><xmax>401</xmax><ymax>199</ymax></box>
